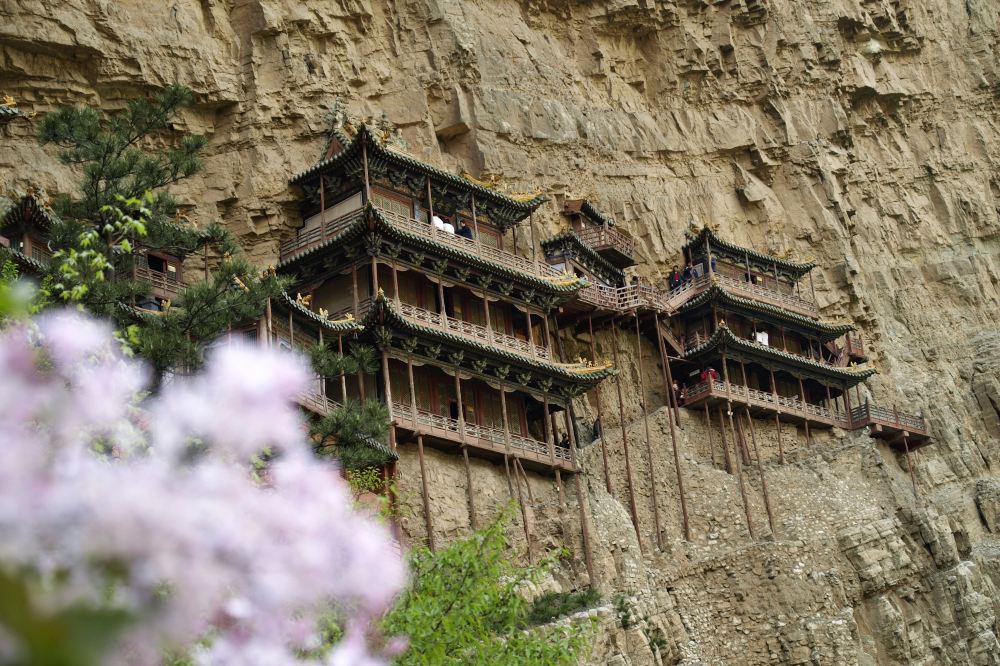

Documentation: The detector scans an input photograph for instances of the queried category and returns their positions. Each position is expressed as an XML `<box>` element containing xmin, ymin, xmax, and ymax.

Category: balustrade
<box><xmin>392</xmin><ymin>401</ymin><xmax>571</xmax><ymax>463</ymax></box>
<box><xmin>576</xmin><ymin>224</ymin><xmax>635</xmax><ymax>258</ymax></box>
<box><xmin>135</xmin><ymin>265</ymin><xmax>183</xmax><ymax>298</ymax></box>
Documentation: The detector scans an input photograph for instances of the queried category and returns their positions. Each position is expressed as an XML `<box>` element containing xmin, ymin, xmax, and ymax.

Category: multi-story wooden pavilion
<box><xmin>276</xmin><ymin>119</ymin><xmax>617</xmax><ymax>572</ymax></box>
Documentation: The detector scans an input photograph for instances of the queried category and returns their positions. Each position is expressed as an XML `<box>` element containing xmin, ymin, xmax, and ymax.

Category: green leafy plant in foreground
<box><xmin>381</xmin><ymin>509</ymin><xmax>595</xmax><ymax>665</ymax></box>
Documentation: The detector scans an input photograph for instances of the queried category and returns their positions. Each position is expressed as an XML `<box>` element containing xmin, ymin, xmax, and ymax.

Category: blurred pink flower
<box><xmin>0</xmin><ymin>311</ymin><xmax>405</xmax><ymax>665</ymax></box>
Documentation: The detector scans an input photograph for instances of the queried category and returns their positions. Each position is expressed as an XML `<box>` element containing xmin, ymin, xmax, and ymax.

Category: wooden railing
<box><xmin>391</xmin><ymin>400</ymin><xmax>572</xmax><ymax>465</ymax></box>
<box><xmin>135</xmin><ymin>265</ymin><xmax>183</xmax><ymax>298</ymax></box>
<box><xmin>713</xmin><ymin>273</ymin><xmax>818</xmax><ymax>318</ymax></box>
<box><xmin>685</xmin><ymin>379</ymin><xmax>849</xmax><ymax>425</ymax></box>
<box><xmin>576</xmin><ymin>225</ymin><xmax>635</xmax><ymax>259</ymax></box>
<box><xmin>279</xmin><ymin>209</ymin><xmax>366</xmax><ymax>262</ymax></box>
<box><xmin>684</xmin><ymin>379</ymin><xmax>928</xmax><ymax>434</ymax></box>
<box><xmin>396</xmin><ymin>300</ymin><xmax>550</xmax><ymax>360</ymax></box>
<box><xmin>577</xmin><ymin>274</ymin><xmax>708</xmax><ymax>314</ymax></box>
<box><xmin>851</xmin><ymin>401</ymin><xmax>927</xmax><ymax>434</ymax></box>
<box><xmin>376</xmin><ymin>207</ymin><xmax>564</xmax><ymax>280</ymax></box>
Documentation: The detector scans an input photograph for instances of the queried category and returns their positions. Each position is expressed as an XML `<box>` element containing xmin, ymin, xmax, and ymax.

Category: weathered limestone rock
<box><xmin>2</xmin><ymin>0</ymin><xmax>999</xmax><ymax>663</ymax></box>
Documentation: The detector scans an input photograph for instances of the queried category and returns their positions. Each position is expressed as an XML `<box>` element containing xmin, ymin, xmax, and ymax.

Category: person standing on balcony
<box><xmin>668</xmin><ymin>265</ymin><xmax>681</xmax><ymax>290</ymax></box>
<box><xmin>682</xmin><ymin>262</ymin><xmax>693</xmax><ymax>284</ymax></box>
<box><xmin>456</xmin><ymin>219</ymin><xmax>474</xmax><ymax>240</ymax></box>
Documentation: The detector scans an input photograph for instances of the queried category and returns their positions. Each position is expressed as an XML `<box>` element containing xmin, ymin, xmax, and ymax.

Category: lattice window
<box><xmin>372</xmin><ymin>192</ymin><xmax>412</xmax><ymax>219</ymax></box>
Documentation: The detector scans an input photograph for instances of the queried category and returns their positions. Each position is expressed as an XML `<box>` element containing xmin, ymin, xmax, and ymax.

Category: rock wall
<box><xmin>3</xmin><ymin>0</ymin><xmax>1000</xmax><ymax>663</ymax></box>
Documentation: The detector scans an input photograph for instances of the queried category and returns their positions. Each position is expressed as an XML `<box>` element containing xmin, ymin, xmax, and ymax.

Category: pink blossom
<box><xmin>0</xmin><ymin>311</ymin><xmax>406</xmax><ymax>665</ymax></box>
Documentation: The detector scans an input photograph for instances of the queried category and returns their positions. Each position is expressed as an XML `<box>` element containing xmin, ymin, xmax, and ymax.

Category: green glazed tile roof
<box><xmin>0</xmin><ymin>193</ymin><xmax>59</xmax><ymax>232</ymax></box>
<box><xmin>682</xmin><ymin>323</ymin><xmax>876</xmax><ymax>382</ymax></box>
<box><xmin>683</xmin><ymin>227</ymin><xmax>816</xmax><ymax>276</ymax></box>
<box><xmin>362</xmin><ymin>293</ymin><xmax>617</xmax><ymax>387</ymax></box>
<box><xmin>279</xmin><ymin>205</ymin><xmax>587</xmax><ymax>297</ymax></box>
<box><xmin>676</xmin><ymin>283</ymin><xmax>853</xmax><ymax>341</ymax></box>
<box><xmin>277</xmin><ymin>290</ymin><xmax>364</xmax><ymax>334</ymax></box>
<box><xmin>541</xmin><ymin>230</ymin><xmax>626</xmax><ymax>284</ymax></box>
<box><xmin>290</xmin><ymin>124</ymin><xmax>547</xmax><ymax>222</ymax></box>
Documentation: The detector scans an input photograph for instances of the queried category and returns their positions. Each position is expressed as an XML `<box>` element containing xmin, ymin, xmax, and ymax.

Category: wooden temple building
<box><xmin>268</xmin><ymin>121</ymin><xmax>621</xmax><ymax>571</ymax></box>
<box><xmin>265</xmin><ymin>112</ymin><xmax>932</xmax><ymax>553</ymax></box>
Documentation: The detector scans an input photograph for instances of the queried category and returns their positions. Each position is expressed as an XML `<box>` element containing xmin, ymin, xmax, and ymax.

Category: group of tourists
<box><xmin>431</xmin><ymin>214</ymin><xmax>474</xmax><ymax>240</ymax></box>
<box><xmin>667</xmin><ymin>263</ymin><xmax>695</xmax><ymax>290</ymax></box>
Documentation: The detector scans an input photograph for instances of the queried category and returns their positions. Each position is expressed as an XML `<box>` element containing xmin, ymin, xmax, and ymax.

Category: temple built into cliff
<box><xmin>0</xmin><ymin>115</ymin><xmax>932</xmax><ymax>564</ymax></box>
<box><xmin>241</xmin><ymin>115</ymin><xmax>933</xmax><ymax>563</ymax></box>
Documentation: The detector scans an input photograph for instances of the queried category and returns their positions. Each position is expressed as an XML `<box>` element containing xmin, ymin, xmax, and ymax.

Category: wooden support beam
<box><xmin>769</xmin><ymin>367</ymin><xmax>784</xmax><ymax>463</ymax></box>
<box><xmin>717</xmin><ymin>404</ymin><xmax>733</xmax><ymax>474</ymax></box>
<box><xmin>902</xmin><ymin>434</ymin><xmax>919</xmax><ymax>499</ymax></box>
<box><xmin>705</xmin><ymin>403</ymin><xmax>717</xmax><ymax>467</ymax></box>
<box><xmin>407</xmin><ymin>355</ymin><xmax>418</xmax><ymax>429</ymax></box>
<box><xmin>381</xmin><ymin>352</ymin><xmax>395</xmax><ymax>443</ymax></box>
<box><xmin>744</xmin><ymin>409</ymin><xmax>775</xmax><ymax>535</ymax></box>
<box><xmin>462</xmin><ymin>446</ymin><xmax>478</xmax><ymax>530</ymax></box>
<box><xmin>655</xmin><ymin>312</ymin><xmax>691</xmax><ymax>541</ymax></box>
<box><xmin>798</xmin><ymin>377</ymin><xmax>811</xmax><ymax>445</ymax></box>
<box><xmin>416</xmin><ymin>434</ymin><xmax>435</xmax><ymax>551</ymax></box>
<box><xmin>722</xmin><ymin>354</ymin><xmax>750</xmax><ymax>465</ymax></box>
<box><xmin>635</xmin><ymin>313</ymin><xmax>663</xmax><ymax>550</ymax></box>
<box><xmin>610</xmin><ymin>320</ymin><xmax>643</xmax><ymax>550</ymax></box>
<box><xmin>588</xmin><ymin>316</ymin><xmax>614</xmax><ymax>495</ymax></box>
<box><xmin>565</xmin><ymin>404</ymin><xmax>596</xmax><ymax>586</ymax></box>
<box><xmin>511</xmin><ymin>454</ymin><xmax>533</xmax><ymax>564</ymax></box>
<box><xmin>725</xmin><ymin>405</ymin><xmax>756</xmax><ymax>539</ymax></box>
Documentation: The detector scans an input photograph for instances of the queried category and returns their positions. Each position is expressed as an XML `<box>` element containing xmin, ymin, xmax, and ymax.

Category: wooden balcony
<box><xmin>279</xmin><ymin>209</ymin><xmax>364</xmax><ymax>264</ymax></box>
<box><xmin>396</xmin><ymin>300</ymin><xmax>551</xmax><ymax>360</ymax></box>
<box><xmin>279</xmin><ymin>206</ymin><xmax>565</xmax><ymax>284</ymax></box>
<box><xmin>684</xmin><ymin>379</ymin><xmax>849</xmax><ymax>428</ymax></box>
<box><xmin>850</xmin><ymin>401</ymin><xmax>931</xmax><ymax>449</ymax></box>
<box><xmin>576</xmin><ymin>273</ymin><xmax>708</xmax><ymax>314</ymax></box>
<box><xmin>682</xmin><ymin>379</ymin><xmax>929</xmax><ymax>449</ymax></box>
<box><xmin>391</xmin><ymin>400</ymin><xmax>575</xmax><ymax>473</ymax></box>
<box><xmin>135</xmin><ymin>265</ymin><xmax>183</xmax><ymax>300</ymax></box>
<box><xmin>576</xmin><ymin>225</ymin><xmax>635</xmax><ymax>267</ymax></box>
<box><xmin>712</xmin><ymin>273</ymin><xmax>818</xmax><ymax>318</ymax></box>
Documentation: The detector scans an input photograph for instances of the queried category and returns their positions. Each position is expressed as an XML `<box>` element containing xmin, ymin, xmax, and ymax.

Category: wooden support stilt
<box><xmin>716</xmin><ymin>406</ymin><xmax>733</xmax><ymax>474</ymax></box>
<box><xmin>511</xmin><ymin>455</ymin><xmax>533</xmax><ymax>563</ymax></box>
<box><xmin>744</xmin><ymin>409</ymin><xmax>775</xmax><ymax>535</ymax></box>
<box><xmin>655</xmin><ymin>315</ymin><xmax>690</xmax><ymax>541</ymax></box>
<box><xmin>610</xmin><ymin>320</ymin><xmax>642</xmax><ymax>549</ymax></box>
<box><xmin>416</xmin><ymin>434</ymin><xmax>435</xmax><ymax>551</ymax></box>
<box><xmin>705</xmin><ymin>403</ymin><xmax>717</xmax><ymax>467</ymax></box>
<box><xmin>462</xmin><ymin>446</ymin><xmax>478</xmax><ymax>530</ymax></box>
<box><xmin>407</xmin><ymin>356</ymin><xmax>418</xmax><ymax>429</ymax></box>
<box><xmin>722</xmin><ymin>354</ymin><xmax>750</xmax><ymax>465</ymax></box>
<box><xmin>635</xmin><ymin>313</ymin><xmax>663</xmax><ymax>550</ymax></box>
<box><xmin>499</xmin><ymin>384</ymin><xmax>514</xmax><ymax>496</ymax></box>
<box><xmin>798</xmin><ymin>377</ymin><xmax>812</xmax><ymax>445</ymax></box>
<box><xmin>588</xmin><ymin>316</ymin><xmax>614</xmax><ymax>496</ymax></box>
<box><xmin>775</xmin><ymin>412</ymin><xmax>785</xmax><ymax>464</ymax></box>
<box><xmin>726</xmin><ymin>405</ymin><xmax>757</xmax><ymax>539</ymax></box>
<box><xmin>902</xmin><ymin>434</ymin><xmax>919</xmax><ymax>499</ymax></box>
<box><xmin>555</xmin><ymin>469</ymin><xmax>567</xmax><ymax>511</ymax></box>
<box><xmin>654</xmin><ymin>313</ymin><xmax>681</xmax><ymax>428</ymax></box>
<box><xmin>565</xmin><ymin>406</ymin><xmax>596</xmax><ymax>586</ymax></box>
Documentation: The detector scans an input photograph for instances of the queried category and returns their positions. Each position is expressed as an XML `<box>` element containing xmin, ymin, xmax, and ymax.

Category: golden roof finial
<box><xmin>377</xmin><ymin>287</ymin><xmax>385</xmax><ymax>298</ymax></box>
<box><xmin>2</xmin><ymin>95</ymin><xmax>14</xmax><ymax>107</ymax></box>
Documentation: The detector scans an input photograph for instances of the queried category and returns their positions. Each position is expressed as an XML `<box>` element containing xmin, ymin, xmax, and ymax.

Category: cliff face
<box><xmin>3</xmin><ymin>0</ymin><xmax>1000</xmax><ymax>663</ymax></box>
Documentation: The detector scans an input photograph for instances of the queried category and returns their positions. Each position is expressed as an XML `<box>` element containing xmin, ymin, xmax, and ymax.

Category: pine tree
<box><xmin>36</xmin><ymin>84</ymin><xmax>283</xmax><ymax>376</ymax></box>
